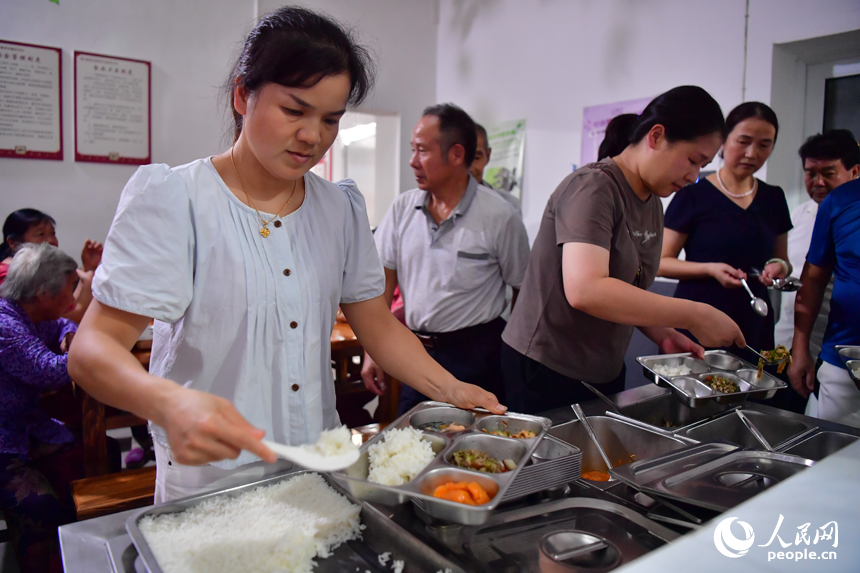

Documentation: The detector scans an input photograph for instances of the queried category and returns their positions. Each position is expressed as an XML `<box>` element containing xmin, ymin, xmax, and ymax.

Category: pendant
<box><xmin>260</xmin><ymin>226</ymin><xmax>270</xmax><ymax>238</ymax></box>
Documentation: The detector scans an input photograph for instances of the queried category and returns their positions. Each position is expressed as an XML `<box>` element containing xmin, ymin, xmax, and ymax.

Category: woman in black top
<box><xmin>659</xmin><ymin>102</ymin><xmax>792</xmax><ymax>360</ymax></box>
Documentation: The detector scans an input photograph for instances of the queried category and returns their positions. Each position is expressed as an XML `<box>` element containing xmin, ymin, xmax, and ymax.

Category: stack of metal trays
<box><xmin>638</xmin><ymin>350</ymin><xmax>787</xmax><ymax>407</ymax></box>
<box><xmin>330</xmin><ymin>401</ymin><xmax>551</xmax><ymax>525</ymax></box>
<box><xmin>836</xmin><ymin>345</ymin><xmax>860</xmax><ymax>386</ymax></box>
<box><xmin>609</xmin><ymin>440</ymin><xmax>815</xmax><ymax>512</ymax></box>
<box><xmin>124</xmin><ymin>469</ymin><xmax>464</xmax><ymax>573</ymax></box>
<box><xmin>501</xmin><ymin>434</ymin><xmax>582</xmax><ymax>501</ymax></box>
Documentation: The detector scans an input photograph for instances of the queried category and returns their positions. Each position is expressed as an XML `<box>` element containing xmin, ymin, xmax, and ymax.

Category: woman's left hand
<box><xmin>441</xmin><ymin>381</ymin><xmax>507</xmax><ymax>415</ymax></box>
<box><xmin>758</xmin><ymin>261</ymin><xmax>787</xmax><ymax>286</ymax></box>
<box><xmin>81</xmin><ymin>240</ymin><xmax>103</xmax><ymax>272</ymax></box>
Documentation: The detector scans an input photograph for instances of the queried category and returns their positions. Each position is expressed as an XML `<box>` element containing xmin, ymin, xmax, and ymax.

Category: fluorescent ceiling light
<box><xmin>339</xmin><ymin>122</ymin><xmax>376</xmax><ymax>145</ymax></box>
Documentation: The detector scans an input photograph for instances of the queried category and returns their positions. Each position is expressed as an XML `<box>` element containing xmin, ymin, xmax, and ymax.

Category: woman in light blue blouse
<box><xmin>68</xmin><ymin>7</ymin><xmax>505</xmax><ymax>503</ymax></box>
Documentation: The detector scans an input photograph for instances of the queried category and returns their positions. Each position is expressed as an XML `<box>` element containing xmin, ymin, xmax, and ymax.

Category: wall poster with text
<box><xmin>580</xmin><ymin>96</ymin><xmax>652</xmax><ymax>166</ymax></box>
<box><xmin>0</xmin><ymin>40</ymin><xmax>63</xmax><ymax>160</ymax></box>
<box><xmin>74</xmin><ymin>51</ymin><xmax>151</xmax><ymax>164</ymax></box>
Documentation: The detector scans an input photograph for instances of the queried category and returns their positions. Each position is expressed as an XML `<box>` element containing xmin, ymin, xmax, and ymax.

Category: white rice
<box><xmin>392</xmin><ymin>559</ymin><xmax>405</xmax><ymax>573</ymax></box>
<box><xmin>302</xmin><ymin>425</ymin><xmax>357</xmax><ymax>457</ymax></box>
<box><xmin>654</xmin><ymin>364</ymin><xmax>692</xmax><ymax>377</ymax></box>
<box><xmin>378</xmin><ymin>551</ymin><xmax>391</xmax><ymax>566</ymax></box>
<box><xmin>367</xmin><ymin>427</ymin><xmax>435</xmax><ymax>486</ymax></box>
<box><xmin>138</xmin><ymin>473</ymin><xmax>362</xmax><ymax>573</ymax></box>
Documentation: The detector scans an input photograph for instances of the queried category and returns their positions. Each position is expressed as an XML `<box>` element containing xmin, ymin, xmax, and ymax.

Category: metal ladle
<box><xmin>740</xmin><ymin>277</ymin><xmax>768</xmax><ymax>317</ymax></box>
<box><xmin>572</xmin><ymin>403</ymin><xmax>615</xmax><ymax>471</ymax></box>
<box><xmin>735</xmin><ymin>410</ymin><xmax>774</xmax><ymax>452</ymax></box>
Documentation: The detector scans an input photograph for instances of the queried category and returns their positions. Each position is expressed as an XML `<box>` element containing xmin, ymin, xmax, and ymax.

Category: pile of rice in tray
<box><xmin>368</xmin><ymin>427</ymin><xmax>435</xmax><ymax>486</ymax></box>
<box><xmin>138</xmin><ymin>473</ymin><xmax>362</xmax><ymax>573</ymax></box>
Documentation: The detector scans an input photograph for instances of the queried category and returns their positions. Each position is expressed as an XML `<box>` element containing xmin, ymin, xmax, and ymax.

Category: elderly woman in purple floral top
<box><xmin>0</xmin><ymin>243</ymin><xmax>82</xmax><ymax>573</ymax></box>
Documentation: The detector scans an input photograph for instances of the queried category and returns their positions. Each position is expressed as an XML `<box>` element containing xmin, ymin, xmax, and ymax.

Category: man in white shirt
<box><xmin>362</xmin><ymin>105</ymin><xmax>530</xmax><ymax>414</ymax></box>
<box><xmin>774</xmin><ymin>130</ymin><xmax>859</xmax><ymax>355</ymax></box>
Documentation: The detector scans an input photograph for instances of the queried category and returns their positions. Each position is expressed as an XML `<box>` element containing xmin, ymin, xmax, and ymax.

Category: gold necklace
<box><xmin>230</xmin><ymin>147</ymin><xmax>297</xmax><ymax>238</ymax></box>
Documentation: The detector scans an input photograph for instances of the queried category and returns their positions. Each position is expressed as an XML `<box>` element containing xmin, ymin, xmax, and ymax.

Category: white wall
<box><xmin>436</xmin><ymin>0</ymin><xmax>860</xmax><ymax>241</ymax></box>
<box><xmin>0</xmin><ymin>0</ymin><xmax>255</xmax><ymax>263</ymax></box>
<box><xmin>260</xmin><ymin>0</ymin><xmax>439</xmax><ymax>194</ymax></box>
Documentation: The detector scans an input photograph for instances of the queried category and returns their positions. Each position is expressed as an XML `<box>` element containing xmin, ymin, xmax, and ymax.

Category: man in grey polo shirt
<box><xmin>362</xmin><ymin>104</ymin><xmax>530</xmax><ymax>414</ymax></box>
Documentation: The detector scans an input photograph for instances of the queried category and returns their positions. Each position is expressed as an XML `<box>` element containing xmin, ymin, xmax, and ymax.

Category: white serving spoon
<box><xmin>261</xmin><ymin>439</ymin><xmax>360</xmax><ymax>472</ymax></box>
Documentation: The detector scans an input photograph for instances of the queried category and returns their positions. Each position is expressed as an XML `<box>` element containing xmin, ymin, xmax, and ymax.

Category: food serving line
<box><xmin>59</xmin><ymin>348</ymin><xmax>860</xmax><ymax>573</ymax></box>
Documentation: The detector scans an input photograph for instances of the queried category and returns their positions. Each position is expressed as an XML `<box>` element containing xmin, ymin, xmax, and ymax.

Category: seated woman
<box><xmin>0</xmin><ymin>208</ymin><xmax>103</xmax><ymax>324</ymax></box>
<box><xmin>0</xmin><ymin>243</ymin><xmax>83</xmax><ymax>573</ymax></box>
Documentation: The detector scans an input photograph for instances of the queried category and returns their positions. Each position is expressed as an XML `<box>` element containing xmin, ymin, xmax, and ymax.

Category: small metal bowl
<box><xmin>736</xmin><ymin>368</ymin><xmax>781</xmax><ymax>400</ymax></box>
<box><xmin>703</xmin><ymin>353</ymin><xmax>744</xmax><ymax>371</ymax></box>
<box><xmin>445</xmin><ymin>434</ymin><xmax>528</xmax><ymax>474</ymax></box>
<box><xmin>409</xmin><ymin>407</ymin><xmax>476</xmax><ymax>433</ymax></box>
<box><xmin>838</xmin><ymin>346</ymin><xmax>860</xmax><ymax>361</ymax></box>
<box><xmin>698</xmin><ymin>372</ymin><xmax>750</xmax><ymax>403</ymax></box>
<box><xmin>416</xmin><ymin>467</ymin><xmax>501</xmax><ymax>511</ymax></box>
<box><xmin>846</xmin><ymin>360</ymin><xmax>860</xmax><ymax>390</ymax></box>
<box><xmin>532</xmin><ymin>436</ymin><xmax>580</xmax><ymax>462</ymax></box>
<box><xmin>476</xmin><ymin>415</ymin><xmax>544</xmax><ymax>441</ymax></box>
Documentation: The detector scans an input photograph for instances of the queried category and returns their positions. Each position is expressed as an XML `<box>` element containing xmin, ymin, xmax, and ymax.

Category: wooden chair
<box><xmin>331</xmin><ymin>322</ymin><xmax>400</xmax><ymax>426</ymax></box>
<box><xmin>79</xmin><ymin>339</ymin><xmax>151</xmax><ymax>478</ymax></box>
<box><xmin>67</xmin><ymin>340</ymin><xmax>155</xmax><ymax>520</ymax></box>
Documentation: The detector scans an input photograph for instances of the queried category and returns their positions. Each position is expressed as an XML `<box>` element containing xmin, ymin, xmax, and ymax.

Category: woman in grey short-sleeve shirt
<box><xmin>68</xmin><ymin>7</ymin><xmax>505</xmax><ymax>502</ymax></box>
<box><xmin>502</xmin><ymin>86</ymin><xmax>746</xmax><ymax>415</ymax></box>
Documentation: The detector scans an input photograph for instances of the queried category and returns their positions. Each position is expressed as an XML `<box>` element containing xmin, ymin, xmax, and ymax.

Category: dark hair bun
<box><xmin>629</xmin><ymin>86</ymin><xmax>726</xmax><ymax>145</ymax></box>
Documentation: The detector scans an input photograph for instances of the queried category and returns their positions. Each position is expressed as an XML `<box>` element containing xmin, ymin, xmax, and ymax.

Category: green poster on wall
<box><xmin>483</xmin><ymin>119</ymin><xmax>526</xmax><ymax>200</ymax></box>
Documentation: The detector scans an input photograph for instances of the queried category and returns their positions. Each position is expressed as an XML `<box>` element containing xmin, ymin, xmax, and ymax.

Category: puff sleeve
<box><xmin>337</xmin><ymin>179</ymin><xmax>385</xmax><ymax>304</ymax></box>
<box><xmin>92</xmin><ymin>164</ymin><xmax>196</xmax><ymax>323</ymax></box>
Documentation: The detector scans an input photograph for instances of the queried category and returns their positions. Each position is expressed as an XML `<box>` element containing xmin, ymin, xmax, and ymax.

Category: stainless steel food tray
<box><xmin>609</xmin><ymin>441</ymin><xmax>815</xmax><ymax>512</ymax></box>
<box><xmin>638</xmin><ymin>350</ymin><xmax>787</xmax><ymax>407</ymax></box>
<box><xmin>836</xmin><ymin>346</ymin><xmax>860</xmax><ymax>386</ymax></box>
<box><xmin>451</xmin><ymin>498</ymin><xmax>679</xmax><ymax>572</ymax></box>
<box><xmin>125</xmin><ymin>469</ymin><xmax>464</xmax><ymax>573</ymax></box>
<box><xmin>330</xmin><ymin>401</ymin><xmax>551</xmax><ymax>525</ymax></box>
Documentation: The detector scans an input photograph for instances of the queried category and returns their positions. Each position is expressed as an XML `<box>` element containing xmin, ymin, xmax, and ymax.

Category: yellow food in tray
<box><xmin>432</xmin><ymin>481</ymin><xmax>493</xmax><ymax>505</ymax></box>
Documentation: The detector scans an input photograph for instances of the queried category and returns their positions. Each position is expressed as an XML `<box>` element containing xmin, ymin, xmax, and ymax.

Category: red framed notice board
<box><xmin>74</xmin><ymin>51</ymin><xmax>151</xmax><ymax>164</ymax></box>
<box><xmin>0</xmin><ymin>40</ymin><xmax>63</xmax><ymax>160</ymax></box>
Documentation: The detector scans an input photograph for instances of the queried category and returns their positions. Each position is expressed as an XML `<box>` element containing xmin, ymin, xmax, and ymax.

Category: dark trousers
<box><xmin>501</xmin><ymin>341</ymin><xmax>627</xmax><ymax>415</ymax></box>
<box><xmin>0</xmin><ymin>443</ymin><xmax>78</xmax><ymax>573</ymax></box>
<box><xmin>398</xmin><ymin>318</ymin><xmax>506</xmax><ymax>415</ymax></box>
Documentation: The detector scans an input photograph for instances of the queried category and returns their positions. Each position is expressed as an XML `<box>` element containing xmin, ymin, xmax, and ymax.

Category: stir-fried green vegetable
<box><xmin>451</xmin><ymin>449</ymin><xmax>516</xmax><ymax>473</ymax></box>
<box><xmin>705</xmin><ymin>375</ymin><xmax>740</xmax><ymax>394</ymax></box>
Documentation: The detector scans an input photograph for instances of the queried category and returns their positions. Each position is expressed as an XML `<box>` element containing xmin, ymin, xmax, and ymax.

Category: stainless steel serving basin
<box><xmin>681</xmin><ymin>409</ymin><xmax>813</xmax><ymax>450</ymax></box>
<box><xmin>783</xmin><ymin>431</ymin><xmax>859</xmax><ymax>461</ymax></box>
<box><xmin>453</xmin><ymin>498</ymin><xmax>679</xmax><ymax>573</ymax></box>
<box><xmin>617</xmin><ymin>391</ymin><xmax>731</xmax><ymax>431</ymax></box>
<box><xmin>549</xmin><ymin>416</ymin><xmax>688</xmax><ymax>482</ymax></box>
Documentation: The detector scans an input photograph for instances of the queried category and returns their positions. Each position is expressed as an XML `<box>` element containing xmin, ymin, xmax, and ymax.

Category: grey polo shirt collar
<box><xmin>414</xmin><ymin>175</ymin><xmax>479</xmax><ymax>244</ymax></box>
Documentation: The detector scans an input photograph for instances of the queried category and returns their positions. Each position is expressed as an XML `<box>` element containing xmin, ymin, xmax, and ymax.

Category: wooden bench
<box><xmin>70</xmin><ymin>465</ymin><xmax>156</xmax><ymax>521</ymax></box>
